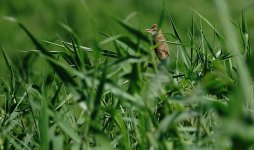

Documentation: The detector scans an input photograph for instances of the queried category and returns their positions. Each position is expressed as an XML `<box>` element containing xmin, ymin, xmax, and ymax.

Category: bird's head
<box><xmin>145</xmin><ymin>24</ymin><xmax>158</xmax><ymax>36</ymax></box>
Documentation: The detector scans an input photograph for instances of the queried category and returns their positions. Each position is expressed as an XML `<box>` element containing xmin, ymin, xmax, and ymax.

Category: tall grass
<box><xmin>0</xmin><ymin>0</ymin><xmax>254</xmax><ymax>149</ymax></box>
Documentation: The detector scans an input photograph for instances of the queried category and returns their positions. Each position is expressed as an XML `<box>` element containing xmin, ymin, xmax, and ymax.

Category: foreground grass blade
<box><xmin>39</xmin><ymin>95</ymin><xmax>49</xmax><ymax>150</ymax></box>
<box><xmin>214</xmin><ymin>0</ymin><xmax>253</xmax><ymax>108</ymax></box>
<box><xmin>1</xmin><ymin>48</ymin><xmax>15</xmax><ymax>93</ymax></box>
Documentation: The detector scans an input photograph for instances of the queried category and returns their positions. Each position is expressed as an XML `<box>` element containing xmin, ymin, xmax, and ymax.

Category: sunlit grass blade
<box><xmin>43</xmin><ymin>40</ymin><xmax>91</xmax><ymax>52</ymax></box>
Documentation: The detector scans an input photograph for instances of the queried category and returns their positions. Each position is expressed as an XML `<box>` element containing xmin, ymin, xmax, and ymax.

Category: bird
<box><xmin>146</xmin><ymin>24</ymin><xmax>169</xmax><ymax>61</ymax></box>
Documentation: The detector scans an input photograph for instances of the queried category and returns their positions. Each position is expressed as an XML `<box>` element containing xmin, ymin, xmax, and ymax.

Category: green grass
<box><xmin>1</xmin><ymin>1</ymin><xmax>254</xmax><ymax>149</ymax></box>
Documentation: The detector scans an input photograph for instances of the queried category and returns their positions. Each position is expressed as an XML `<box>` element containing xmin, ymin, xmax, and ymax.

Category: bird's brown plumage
<box><xmin>146</xmin><ymin>24</ymin><xmax>169</xmax><ymax>60</ymax></box>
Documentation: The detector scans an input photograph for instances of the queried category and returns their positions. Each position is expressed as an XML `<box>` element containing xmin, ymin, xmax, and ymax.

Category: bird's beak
<box><xmin>145</xmin><ymin>28</ymin><xmax>152</xmax><ymax>33</ymax></box>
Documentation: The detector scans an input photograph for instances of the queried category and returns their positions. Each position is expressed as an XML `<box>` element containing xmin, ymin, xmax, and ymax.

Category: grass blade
<box><xmin>114</xmin><ymin>17</ymin><xmax>150</xmax><ymax>43</ymax></box>
<box><xmin>169</xmin><ymin>17</ymin><xmax>191</xmax><ymax>67</ymax></box>
<box><xmin>214</xmin><ymin>0</ymin><xmax>253</xmax><ymax>108</ymax></box>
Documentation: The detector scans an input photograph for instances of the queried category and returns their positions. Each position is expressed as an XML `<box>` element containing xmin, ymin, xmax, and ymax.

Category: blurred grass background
<box><xmin>0</xmin><ymin>0</ymin><xmax>254</xmax><ymax>74</ymax></box>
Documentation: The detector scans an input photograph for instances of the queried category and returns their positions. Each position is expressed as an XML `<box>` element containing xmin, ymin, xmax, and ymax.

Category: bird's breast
<box><xmin>154</xmin><ymin>33</ymin><xmax>169</xmax><ymax>60</ymax></box>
